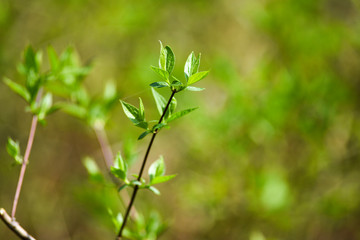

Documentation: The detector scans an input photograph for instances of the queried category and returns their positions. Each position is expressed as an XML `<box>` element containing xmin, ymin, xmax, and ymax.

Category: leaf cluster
<box><xmin>120</xmin><ymin>42</ymin><xmax>207</xmax><ymax>140</ymax></box>
<box><xmin>150</xmin><ymin>41</ymin><xmax>208</xmax><ymax>93</ymax></box>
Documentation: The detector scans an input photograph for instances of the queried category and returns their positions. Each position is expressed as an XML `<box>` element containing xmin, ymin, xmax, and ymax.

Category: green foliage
<box><xmin>83</xmin><ymin>157</ymin><xmax>104</xmax><ymax>183</ymax></box>
<box><xmin>6</xmin><ymin>137</ymin><xmax>22</xmax><ymax>165</ymax></box>
<box><xmin>110</xmin><ymin>152</ymin><xmax>128</xmax><ymax>182</ymax></box>
<box><xmin>120</xmin><ymin>98</ymin><xmax>148</xmax><ymax>130</ymax></box>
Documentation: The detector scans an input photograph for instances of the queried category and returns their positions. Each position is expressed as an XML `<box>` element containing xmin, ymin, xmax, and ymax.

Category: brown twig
<box><xmin>0</xmin><ymin>208</ymin><xmax>36</xmax><ymax>240</ymax></box>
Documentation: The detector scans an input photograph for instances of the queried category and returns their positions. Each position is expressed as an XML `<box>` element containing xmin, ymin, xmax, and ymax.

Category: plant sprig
<box><xmin>115</xmin><ymin>42</ymin><xmax>208</xmax><ymax>239</ymax></box>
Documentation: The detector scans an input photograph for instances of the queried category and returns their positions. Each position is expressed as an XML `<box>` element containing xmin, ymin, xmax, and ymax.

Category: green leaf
<box><xmin>108</xmin><ymin>210</ymin><xmax>123</xmax><ymax>232</ymax></box>
<box><xmin>111</xmin><ymin>167</ymin><xmax>127</xmax><ymax>181</ymax></box>
<box><xmin>83</xmin><ymin>157</ymin><xmax>100</xmax><ymax>175</ymax></box>
<box><xmin>6</xmin><ymin>137</ymin><xmax>22</xmax><ymax>165</ymax></box>
<box><xmin>120</xmin><ymin>100</ymin><xmax>148</xmax><ymax>129</ymax></box>
<box><xmin>138</xmin><ymin>130</ymin><xmax>151</xmax><ymax>140</ymax></box>
<box><xmin>24</xmin><ymin>46</ymin><xmax>41</xmax><ymax>74</ymax></box>
<box><xmin>139</xmin><ymin>97</ymin><xmax>145</xmax><ymax>121</ymax></box>
<box><xmin>186</xmin><ymin>86</ymin><xmax>205</xmax><ymax>91</ymax></box>
<box><xmin>38</xmin><ymin>93</ymin><xmax>53</xmax><ymax>120</ymax></box>
<box><xmin>118</xmin><ymin>184</ymin><xmax>128</xmax><ymax>192</ymax></box>
<box><xmin>150</xmin><ymin>174</ymin><xmax>176</xmax><ymax>185</ymax></box>
<box><xmin>130</xmin><ymin>180</ymin><xmax>142</xmax><ymax>186</ymax></box>
<box><xmin>111</xmin><ymin>152</ymin><xmax>128</xmax><ymax>181</ymax></box>
<box><xmin>120</xmin><ymin>100</ymin><xmax>139</xmax><ymax>120</ymax></box>
<box><xmin>114</xmin><ymin>152</ymin><xmax>127</xmax><ymax>172</ymax></box>
<box><xmin>151</xmin><ymin>88</ymin><xmax>167</xmax><ymax>116</ymax></box>
<box><xmin>184</xmin><ymin>52</ymin><xmax>201</xmax><ymax>80</ymax></box>
<box><xmin>152</xmin><ymin>123</ymin><xmax>167</xmax><ymax>132</ymax></box>
<box><xmin>103</xmin><ymin>81</ymin><xmax>117</xmax><ymax>101</ymax></box>
<box><xmin>159</xmin><ymin>41</ymin><xmax>166</xmax><ymax>71</ymax></box>
<box><xmin>148</xmin><ymin>156</ymin><xmax>165</xmax><ymax>182</ymax></box>
<box><xmin>58</xmin><ymin>102</ymin><xmax>87</xmax><ymax>119</ymax></box>
<box><xmin>158</xmin><ymin>41</ymin><xmax>175</xmax><ymax>74</ymax></box>
<box><xmin>3</xmin><ymin>77</ymin><xmax>31</xmax><ymax>102</ymax></box>
<box><xmin>164</xmin><ymin>46</ymin><xmax>175</xmax><ymax>74</ymax></box>
<box><xmin>151</xmin><ymin>66</ymin><xmax>170</xmax><ymax>82</ymax></box>
<box><xmin>83</xmin><ymin>157</ymin><xmax>103</xmax><ymax>182</ymax></box>
<box><xmin>169</xmin><ymin>97</ymin><xmax>177</xmax><ymax>115</ymax></box>
<box><xmin>150</xmin><ymin>81</ymin><xmax>169</xmax><ymax>88</ymax></box>
<box><xmin>47</xmin><ymin>46</ymin><xmax>59</xmax><ymax>71</ymax></box>
<box><xmin>167</xmin><ymin>107</ymin><xmax>198</xmax><ymax>123</ymax></box>
<box><xmin>148</xmin><ymin>186</ymin><xmax>160</xmax><ymax>195</ymax></box>
<box><xmin>187</xmin><ymin>71</ymin><xmax>209</xmax><ymax>85</ymax></box>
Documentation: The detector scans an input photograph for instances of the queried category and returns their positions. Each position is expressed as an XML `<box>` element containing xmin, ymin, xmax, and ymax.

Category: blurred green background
<box><xmin>1</xmin><ymin>0</ymin><xmax>360</xmax><ymax>239</ymax></box>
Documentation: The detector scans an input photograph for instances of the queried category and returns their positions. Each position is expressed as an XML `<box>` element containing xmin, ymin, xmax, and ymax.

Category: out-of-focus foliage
<box><xmin>1</xmin><ymin>0</ymin><xmax>360</xmax><ymax>239</ymax></box>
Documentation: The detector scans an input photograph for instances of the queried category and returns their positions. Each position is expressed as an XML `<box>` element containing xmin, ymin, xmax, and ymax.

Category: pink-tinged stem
<box><xmin>11</xmin><ymin>115</ymin><xmax>38</xmax><ymax>219</ymax></box>
<box><xmin>94</xmin><ymin>126</ymin><xmax>139</xmax><ymax>219</ymax></box>
<box><xmin>94</xmin><ymin>126</ymin><xmax>114</xmax><ymax>169</ymax></box>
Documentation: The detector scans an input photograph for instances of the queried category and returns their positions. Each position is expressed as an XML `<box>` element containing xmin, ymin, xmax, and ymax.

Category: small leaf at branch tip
<box><xmin>148</xmin><ymin>186</ymin><xmax>161</xmax><ymax>195</ymax></box>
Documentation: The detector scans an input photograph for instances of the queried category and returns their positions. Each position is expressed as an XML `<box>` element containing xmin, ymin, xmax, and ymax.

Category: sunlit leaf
<box><xmin>167</xmin><ymin>107</ymin><xmax>198</xmax><ymax>123</ymax></box>
<box><xmin>3</xmin><ymin>77</ymin><xmax>31</xmax><ymax>102</ymax></box>
<box><xmin>151</xmin><ymin>88</ymin><xmax>167</xmax><ymax>116</ymax></box>
<box><xmin>148</xmin><ymin>156</ymin><xmax>165</xmax><ymax>182</ymax></box>
<box><xmin>188</xmin><ymin>71</ymin><xmax>209</xmax><ymax>85</ymax></box>
<box><xmin>184</xmin><ymin>52</ymin><xmax>201</xmax><ymax>80</ymax></box>
<box><xmin>150</xmin><ymin>174</ymin><xmax>176</xmax><ymax>185</ymax></box>
<box><xmin>186</xmin><ymin>86</ymin><xmax>205</xmax><ymax>92</ymax></box>
<box><xmin>150</xmin><ymin>81</ymin><xmax>169</xmax><ymax>88</ymax></box>
<box><xmin>6</xmin><ymin>137</ymin><xmax>22</xmax><ymax>165</ymax></box>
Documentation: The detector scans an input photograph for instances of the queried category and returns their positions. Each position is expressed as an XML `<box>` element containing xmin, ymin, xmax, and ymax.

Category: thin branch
<box><xmin>94</xmin><ymin>126</ymin><xmax>116</xmax><ymax>169</ymax></box>
<box><xmin>93</xmin><ymin>126</ymin><xmax>139</xmax><ymax>219</ymax></box>
<box><xmin>11</xmin><ymin>88</ymin><xmax>43</xmax><ymax>219</ymax></box>
<box><xmin>0</xmin><ymin>208</ymin><xmax>36</xmax><ymax>240</ymax></box>
<box><xmin>117</xmin><ymin>90</ymin><xmax>176</xmax><ymax>239</ymax></box>
<box><xmin>11</xmin><ymin>114</ymin><xmax>38</xmax><ymax>218</ymax></box>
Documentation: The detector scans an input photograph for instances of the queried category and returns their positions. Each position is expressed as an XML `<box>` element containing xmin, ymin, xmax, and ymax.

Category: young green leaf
<box><xmin>151</xmin><ymin>66</ymin><xmax>170</xmax><ymax>82</ymax></box>
<box><xmin>158</xmin><ymin>41</ymin><xmax>175</xmax><ymax>74</ymax></box>
<box><xmin>38</xmin><ymin>93</ymin><xmax>53</xmax><ymax>120</ymax></box>
<box><xmin>120</xmin><ymin>100</ymin><xmax>148</xmax><ymax>129</ymax></box>
<box><xmin>152</xmin><ymin>123</ymin><xmax>167</xmax><ymax>132</ymax></box>
<box><xmin>6</xmin><ymin>137</ymin><xmax>22</xmax><ymax>165</ymax></box>
<box><xmin>164</xmin><ymin>46</ymin><xmax>175</xmax><ymax>74</ymax></box>
<box><xmin>150</xmin><ymin>174</ymin><xmax>176</xmax><ymax>185</ymax></box>
<box><xmin>148</xmin><ymin>156</ymin><xmax>165</xmax><ymax>182</ymax></box>
<box><xmin>47</xmin><ymin>46</ymin><xmax>59</xmax><ymax>71</ymax></box>
<box><xmin>159</xmin><ymin>41</ymin><xmax>166</xmax><ymax>71</ymax></box>
<box><xmin>166</xmin><ymin>107</ymin><xmax>198</xmax><ymax>123</ymax></box>
<box><xmin>111</xmin><ymin>153</ymin><xmax>128</xmax><ymax>182</ymax></box>
<box><xmin>187</xmin><ymin>71</ymin><xmax>209</xmax><ymax>85</ymax></box>
<box><xmin>103</xmin><ymin>81</ymin><xmax>117</xmax><ymax>102</ymax></box>
<box><xmin>184</xmin><ymin>52</ymin><xmax>201</xmax><ymax>80</ymax></box>
<box><xmin>3</xmin><ymin>77</ymin><xmax>31</xmax><ymax>102</ymax></box>
<box><xmin>111</xmin><ymin>168</ymin><xmax>127</xmax><ymax>181</ymax></box>
<box><xmin>24</xmin><ymin>46</ymin><xmax>41</xmax><ymax>74</ymax></box>
<box><xmin>114</xmin><ymin>152</ymin><xmax>127</xmax><ymax>172</ymax></box>
<box><xmin>169</xmin><ymin>97</ymin><xmax>177</xmax><ymax>115</ymax></box>
<box><xmin>186</xmin><ymin>86</ymin><xmax>205</xmax><ymax>92</ymax></box>
<box><xmin>58</xmin><ymin>102</ymin><xmax>87</xmax><ymax>119</ymax></box>
<box><xmin>120</xmin><ymin>100</ymin><xmax>139</xmax><ymax>121</ymax></box>
<box><xmin>147</xmin><ymin>186</ymin><xmax>160</xmax><ymax>195</ymax></box>
<box><xmin>139</xmin><ymin>97</ymin><xmax>145</xmax><ymax>121</ymax></box>
<box><xmin>150</xmin><ymin>81</ymin><xmax>169</xmax><ymax>88</ymax></box>
<box><xmin>83</xmin><ymin>157</ymin><xmax>103</xmax><ymax>182</ymax></box>
<box><xmin>151</xmin><ymin>88</ymin><xmax>167</xmax><ymax>116</ymax></box>
<box><xmin>138</xmin><ymin>130</ymin><xmax>151</xmax><ymax>140</ymax></box>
